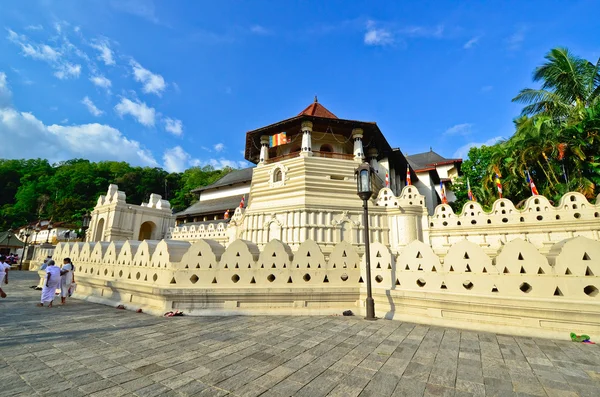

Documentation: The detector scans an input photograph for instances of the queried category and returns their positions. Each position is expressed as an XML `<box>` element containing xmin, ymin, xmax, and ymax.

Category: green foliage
<box><xmin>464</xmin><ymin>47</ymin><xmax>600</xmax><ymax>208</ymax></box>
<box><xmin>0</xmin><ymin>159</ymin><xmax>234</xmax><ymax>230</ymax></box>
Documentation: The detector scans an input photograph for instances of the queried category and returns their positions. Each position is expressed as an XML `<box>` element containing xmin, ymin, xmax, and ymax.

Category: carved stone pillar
<box><xmin>352</xmin><ymin>128</ymin><xmax>364</xmax><ymax>161</ymax></box>
<box><xmin>300</xmin><ymin>121</ymin><xmax>313</xmax><ymax>157</ymax></box>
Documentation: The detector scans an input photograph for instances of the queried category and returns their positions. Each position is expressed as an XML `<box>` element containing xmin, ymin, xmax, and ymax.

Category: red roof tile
<box><xmin>297</xmin><ymin>96</ymin><xmax>338</xmax><ymax>119</ymax></box>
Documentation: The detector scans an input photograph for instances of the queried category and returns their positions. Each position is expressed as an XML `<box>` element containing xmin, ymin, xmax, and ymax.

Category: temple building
<box><xmin>175</xmin><ymin>98</ymin><xmax>460</xmax><ymax>227</ymax></box>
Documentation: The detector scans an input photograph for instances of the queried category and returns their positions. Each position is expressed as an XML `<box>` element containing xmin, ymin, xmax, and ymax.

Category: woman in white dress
<box><xmin>37</xmin><ymin>260</ymin><xmax>61</xmax><ymax>307</ymax></box>
<box><xmin>60</xmin><ymin>257</ymin><xmax>75</xmax><ymax>305</ymax></box>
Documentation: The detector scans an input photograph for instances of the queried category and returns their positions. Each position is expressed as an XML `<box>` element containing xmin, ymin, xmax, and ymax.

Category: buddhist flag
<box><xmin>239</xmin><ymin>195</ymin><xmax>245</xmax><ymax>208</ymax></box>
<box><xmin>385</xmin><ymin>172</ymin><xmax>389</xmax><ymax>187</ymax></box>
<box><xmin>406</xmin><ymin>165</ymin><xmax>412</xmax><ymax>186</ymax></box>
<box><xmin>440</xmin><ymin>181</ymin><xmax>448</xmax><ymax>204</ymax></box>
<box><xmin>525</xmin><ymin>170</ymin><xmax>539</xmax><ymax>196</ymax></box>
<box><xmin>467</xmin><ymin>178</ymin><xmax>476</xmax><ymax>202</ymax></box>
<box><xmin>269</xmin><ymin>132</ymin><xmax>289</xmax><ymax>147</ymax></box>
<box><xmin>495</xmin><ymin>174</ymin><xmax>503</xmax><ymax>198</ymax></box>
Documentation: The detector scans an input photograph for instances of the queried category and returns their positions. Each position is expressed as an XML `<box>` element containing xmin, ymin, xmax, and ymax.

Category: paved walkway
<box><xmin>1</xmin><ymin>272</ymin><xmax>600</xmax><ymax>397</ymax></box>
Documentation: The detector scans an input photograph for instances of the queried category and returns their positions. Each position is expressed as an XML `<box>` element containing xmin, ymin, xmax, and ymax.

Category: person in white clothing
<box><xmin>60</xmin><ymin>257</ymin><xmax>75</xmax><ymax>305</ymax></box>
<box><xmin>0</xmin><ymin>256</ymin><xmax>10</xmax><ymax>298</ymax></box>
<box><xmin>37</xmin><ymin>260</ymin><xmax>62</xmax><ymax>307</ymax></box>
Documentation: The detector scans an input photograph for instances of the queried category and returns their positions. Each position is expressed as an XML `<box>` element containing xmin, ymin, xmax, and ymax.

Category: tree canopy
<box><xmin>0</xmin><ymin>159</ymin><xmax>233</xmax><ymax>230</ymax></box>
<box><xmin>452</xmin><ymin>47</ymin><xmax>600</xmax><ymax>211</ymax></box>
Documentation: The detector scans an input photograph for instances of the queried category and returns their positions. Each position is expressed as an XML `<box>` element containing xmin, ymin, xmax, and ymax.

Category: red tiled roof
<box><xmin>297</xmin><ymin>96</ymin><xmax>338</xmax><ymax>119</ymax></box>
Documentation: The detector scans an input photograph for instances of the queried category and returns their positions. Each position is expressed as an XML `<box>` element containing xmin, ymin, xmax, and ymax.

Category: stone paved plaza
<box><xmin>1</xmin><ymin>272</ymin><xmax>600</xmax><ymax>397</ymax></box>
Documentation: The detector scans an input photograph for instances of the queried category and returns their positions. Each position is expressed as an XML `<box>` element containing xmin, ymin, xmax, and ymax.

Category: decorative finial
<box><xmin>314</xmin><ymin>95</ymin><xmax>318</xmax><ymax>103</ymax></box>
<box><xmin>430</xmin><ymin>146</ymin><xmax>433</xmax><ymax>152</ymax></box>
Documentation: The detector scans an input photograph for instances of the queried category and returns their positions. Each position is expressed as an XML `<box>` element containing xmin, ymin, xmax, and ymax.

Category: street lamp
<box><xmin>45</xmin><ymin>221</ymin><xmax>53</xmax><ymax>245</ymax></box>
<box><xmin>81</xmin><ymin>211</ymin><xmax>91</xmax><ymax>242</ymax></box>
<box><xmin>5</xmin><ymin>228</ymin><xmax>13</xmax><ymax>250</ymax></box>
<box><xmin>355</xmin><ymin>162</ymin><xmax>376</xmax><ymax>321</ymax></box>
<box><xmin>18</xmin><ymin>226</ymin><xmax>33</xmax><ymax>270</ymax></box>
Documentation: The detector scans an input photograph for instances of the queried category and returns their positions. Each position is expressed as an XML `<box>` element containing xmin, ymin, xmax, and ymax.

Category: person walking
<box><xmin>37</xmin><ymin>260</ymin><xmax>61</xmax><ymax>307</ymax></box>
<box><xmin>0</xmin><ymin>255</ymin><xmax>10</xmax><ymax>298</ymax></box>
<box><xmin>60</xmin><ymin>258</ymin><xmax>75</xmax><ymax>305</ymax></box>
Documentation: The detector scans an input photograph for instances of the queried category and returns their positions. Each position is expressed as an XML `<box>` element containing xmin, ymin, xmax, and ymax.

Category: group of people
<box><xmin>38</xmin><ymin>257</ymin><xmax>76</xmax><ymax>307</ymax></box>
<box><xmin>0</xmin><ymin>255</ymin><xmax>76</xmax><ymax>307</ymax></box>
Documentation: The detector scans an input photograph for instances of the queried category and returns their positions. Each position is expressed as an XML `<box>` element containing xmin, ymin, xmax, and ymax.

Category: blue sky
<box><xmin>1</xmin><ymin>0</ymin><xmax>598</xmax><ymax>172</ymax></box>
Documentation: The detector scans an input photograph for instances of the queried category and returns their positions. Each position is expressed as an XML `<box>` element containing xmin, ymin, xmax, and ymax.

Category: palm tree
<box><xmin>512</xmin><ymin>48</ymin><xmax>600</xmax><ymax>122</ymax></box>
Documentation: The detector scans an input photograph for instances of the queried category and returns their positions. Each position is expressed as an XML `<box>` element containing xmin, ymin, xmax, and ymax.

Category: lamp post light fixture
<box><xmin>81</xmin><ymin>211</ymin><xmax>91</xmax><ymax>242</ymax></box>
<box><xmin>355</xmin><ymin>162</ymin><xmax>376</xmax><ymax>321</ymax></box>
<box><xmin>18</xmin><ymin>226</ymin><xmax>33</xmax><ymax>270</ymax></box>
<box><xmin>5</xmin><ymin>228</ymin><xmax>13</xmax><ymax>250</ymax></box>
<box><xmin>45</xmin><ymin>221</ymin><xmax>53</xmax><ymax>245</ymax></box>
<box><xmin>33</xmin><ymin>223</ymin><xmax>41</xmax><ymax>245</ymax></box>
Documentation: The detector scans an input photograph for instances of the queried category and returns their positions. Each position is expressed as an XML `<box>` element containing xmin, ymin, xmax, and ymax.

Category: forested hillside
<box><xmin>0</xmin><ymin>158</ymin><xmax>233</xmax><ymax>230</ymax></box>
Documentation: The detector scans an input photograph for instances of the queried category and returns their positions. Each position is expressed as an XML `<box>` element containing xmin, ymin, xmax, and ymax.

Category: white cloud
<box><xmin>7</xmin><ymin>28</ymin><xmax>82</xmax><ymax>80</ymax></box>
<box><xmin>114</xmin><ymin>97</ymin><xmax>156</xmax><ymax>126</ymax></box>
<box><xmin>463</xmin><ymin>36</ymin><xmax>480</xmax><ymax>49</ymax></box>
<box><xmin>54</xmin><ymin>62</ymin><xmax>81</xmax><ymax>79</ymax></box>
<box><xmin>481</xmin><ymin>85</ymin><xmax>493</xmax><ymax>92</ymax></box>
<box><xmin>506</xmin><ymin>29</ymin><xmax>525</xmax><ymax>51</ymax></box>
<box><xmin>130</xmin><ymin>60</ymin><xmax>166</xmax><ymax>95</ymax></box>
<box><xmin>444</xmin><ymin>123</ymin><xmax>473</xmax><ymax>136</ymax></box>
<box><xmin>90</xmin><ymin>75</ymin><xmax>112</xmax><ymax>89</ymax></box>
<box><xmin>163</xmin><ymin>146</ymin><xmax>191</xmax><ymax>172</ymax></box>
<box><xmin>364</xmin><ymin>21</ymin><xmax>394</xmax><ymax>46</ymax></box>
<box><xmin>0</xmin><ymin>75</ymin><xmax>157</xmax><ymax>166</ymax></box>
<box><xmin>453</xmin><ymin>136</ymin><xmax>504</xmax><ymax>159</ymax></box>
<box><xmin>25</xmin><ymin>25</ymin><xmax>44</xmax><ymax>31</ymax></box>
<box><xmin>0</xmin><ymin>72</ymin><xmax>12</xmax><ymax>108</ymax></box>
<box><xmin>214</xmin><ymin>143</ymin><xmax>225</xmax><ymax>152</ymax></box>
<box><xmin>400</xmin><ymin>25</ymin><xmax>444</xmax><ymax>38</ymax></box>
<box><xmin>163</xmin><ymin>117</ymin><xmax>183</xmax><ymax>136</ymax></box>
<box><xmin>250</xmin><ymin>25</ymin><xmax>271</xmax><ymax>35</ymax></box>
<box><xmin>90</xmin><ymin>40</ymin><xmax>115</xmax><ymax>66</ymax></box>
<box><xmin>110</xmin><ymin>0</ymin><xmax>160</xmax><ymax>24</ymax></box>
<box><xmin>82</xmin><ymin>96</ymin><xmax>104</xmax><ymax>116</ymax></box>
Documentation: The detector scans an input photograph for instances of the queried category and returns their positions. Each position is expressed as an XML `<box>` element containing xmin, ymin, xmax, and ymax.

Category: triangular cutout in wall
<box><xmin>323</xmin><ymin>275</ymin><xmax>329</xmax><ymax>283</ymax></box>
<box><xmin>418</xmin><ymin>264</ymin><xmax>423</xmax><ymax>271</ymax></box>
<box><xmin>518</xmin><ymin>253</ymin><xmax>524</xmax><ymax>260</ymax></box>
<box><xmin>449</xmin><ymin>266</ymin><xmax>454</xmax><ymax>272</ymax></box>
<box><xmin>537</xmin><ymin>267</ymin><xmax>544</xmax><ymax>274</ymax></box>
<box><xmin>307</xmin><ymin>251</ymin><xmax>311</xmax><ymax>257</ymax></box>
<box><xmin>416</xmin><ymin>251</ymin><xmax>423</xmax><ymax>259</ymax></box>
<box><xmin>185</xmin><ymin>265</ymin><xmax>189</xmax><ymax>269</ymax></box>
<box><xmin>463</xmin><ymin>252</ymin><xmax>470</xmax><ymax>259</ymax></box>
<box><xmin>287</xmin><ymin>277</ymin><xmax>293</xmax><ymax>283</ymax></box>
<box><xmin>212</xmin><ymin>277</ymin><xmax>217</xmax><ymax>284</ymax></box>
<box><xmin>376</xmin><ymin>251</ymin><xmax>381</xmax><ymax>257</ymax></box>
<box><xmin>236</xmin><ymin>252</ymin><xmax>240</xmax><ymax>257</ymax></box>
<box><xmin>224</xmin><ymin>264</ymin><xmax>228</xmax><ymax>269</ymax></box>
<box><xmin>170</xmin><ymin>277</ymin><xmax>176</xmax><ymax>284</ymax></box>
<box><xmin>332</xmin><ymin>264</ymin><xmax>336</xmax><ymax>268</ymax></box>
<box><xmin>503</xmin><ymin>267</ymin><xmax>509</xmax><ymax>274</ymax></box>
<box><xmin>554</xmin><ymin>287</ymin><xmax>563</xmax><ymax>296</ymax></box>
<box><xmin>586</xmin><ymin>266</ymin><xmax>594</xmax><ymax>276</ymax></box>
<box><xmin>376</xmin><ymin>262</ymin><xmax>381</xmax><ymax>269</ymax></box>
<box><xmin>235</xmin><ymin>263</ymin><xmax>239</xmax><ymax>269</ymax></box>
<box><xmin>359</xmin><ymin>276</ymin><xmax>364</xmax><ymax>283</ymax></box>
<box><xmin>405</xmin><ymin>265</ymin><xmax>410</xmax><ymax>270</ymax></box>
<box><xmin>250</xmin><ymin>277</ymin><xmax>256</xmax><ymax>284</ymax></box>
<box><xmin>520</xmin><ymin>266</ymin><xmax>526</xmax><ymax>274</ymax></box>
<box><xmin>342</xmin><ymin>251</ymin><xmax>347</xmax><ymax>257</ymax></box>
<box><xmin>440</xmin><ymin>282</ymin><xmax>447</xmax><ymax>290</ymax></box>
<box><xmin>388</xmin><ymin>264</ymin><xmax>392</xmax><ymax>270</ymax></box>
<box><xmin>431</xmin><ymin>265</ymin><xmax>437</xmax><ymax>272</ymax></box>
<box><xmin>271</xmin><ymin>263</ymin><xmax>276</xmax><ymax>268</ymax></box>
<box><xmin>583</xmin><ymin>252</ymin><xmax>591</xmax><ymax>260</ymax></box>
<box><xmin>491</xmin><ymin>285</ymin><xmax>499</xmax><ymax>293</ymax></box>
<box><xmin>482</xmin><ymin>267</ymin><xmax>487</xmax><ymax>273</ymax></box>
<box><xmin>466</xmin><ymin>264</ymin><xmax>472</xmax><ymax>272</ymax></box>
<box><xmin>395</xmin><ymin>279</ymin><xmax>400</xmax><ymax>286</ymax></box>
<box><xmin>565</xmin><ymin>268</ymin><xmax>572</xmax><ymax>275</ymax></box>
<box><xmin>272</xmin><ymin>252</ymin><xmax>276</xmax><ymax>257</ymax></box>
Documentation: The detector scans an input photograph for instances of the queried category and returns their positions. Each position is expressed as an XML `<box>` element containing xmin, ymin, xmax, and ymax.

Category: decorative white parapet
<box><xmin>52</xmin><ymin>234</ymin><xmax>600</xmax><ymax>340</ymax></box>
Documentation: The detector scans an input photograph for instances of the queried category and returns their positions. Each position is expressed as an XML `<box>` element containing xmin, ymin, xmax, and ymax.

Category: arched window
<box><xmin>320</xmin><ymin>144</ymin><xmax>333</xmax><ymax>153</ymax></box>
<box><xmin>273</xmin><ymin>168</ymin><xmax>282</xmax><ymax>183</ymax></box>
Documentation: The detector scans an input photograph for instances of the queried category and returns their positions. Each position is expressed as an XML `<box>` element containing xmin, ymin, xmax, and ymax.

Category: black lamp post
<box><xmin>45</xmin><ymin>221</ymin><xmax>53</xmax><ymax>245</ymax></box>
<box><xmin>355</xmin><ymin>162</ymin><xmax>376</xmax><ymax>321</ymax></box>
<box><xmin>81</xmin><ymin>211</ymin><xmax>91</xmax><ymax>242</ymax></box>
<box><xmin>18</xmin><ymin>226</ymin><xmax>33</xmax><ymax>270</ymax></box>
<box><xmin>33</xmin><ymin>224</ymin><xmax>41</xmax><ymax>245</ymax></box>
<box><xmin>5</xmin><ymin>228</ymin><xmax>13</xmax><ymax>251</ymax></box>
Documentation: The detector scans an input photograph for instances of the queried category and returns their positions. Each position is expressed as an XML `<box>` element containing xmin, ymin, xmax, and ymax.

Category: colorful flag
<box><xmin>385</xmin><ymin>172</ymin><xmax>389</xmax><ymax>187</ymax></box>
<box><xmin>467</xmin><ymin>178</ymin><xmax>476</xmax><ymax>202</ymax></box>
<box><xmin>269</xmin><ymin>132</ymin><xmax>289</xmax><ymax>147</ymax></box>
<box><xmin>440</xmin><ymin>181</ymin><xmax>448</xmax><ymax>204</ymax></box>
<box><xmin>406</xmin><ymin>165</ymin><xmax>412</xmax><ymax>186</ymax></box>
<box><xmin>525</xmin><ymin>170</ymin><xmax>539</xmax><ymax>196</ymax></box>
<box><xmin>239</xmin><ymin>195</ymin><xmax>245</xmax><ymax>208</ymax></box>
<box><xmin>495</xmin><ymin>174</ymin><xmax>503</xmax><ymax>198</ymax></box>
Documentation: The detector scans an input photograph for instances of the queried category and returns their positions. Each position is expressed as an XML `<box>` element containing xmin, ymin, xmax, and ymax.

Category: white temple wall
<box><xmin>200</xmin><ymin>185</ymin><xmax>250</xmax><ymax>201</ymax></box>
<box><xmin>51</xmin><ymin>235</ymin><xmax>600</xmax><ymax>339</ymax></box>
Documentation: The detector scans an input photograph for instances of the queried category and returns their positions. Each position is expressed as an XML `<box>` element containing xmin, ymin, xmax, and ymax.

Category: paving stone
<box><xmin>4</xmin><ymin>272</ymin><xmax>600</xmax><ymax>397</ymax></box>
